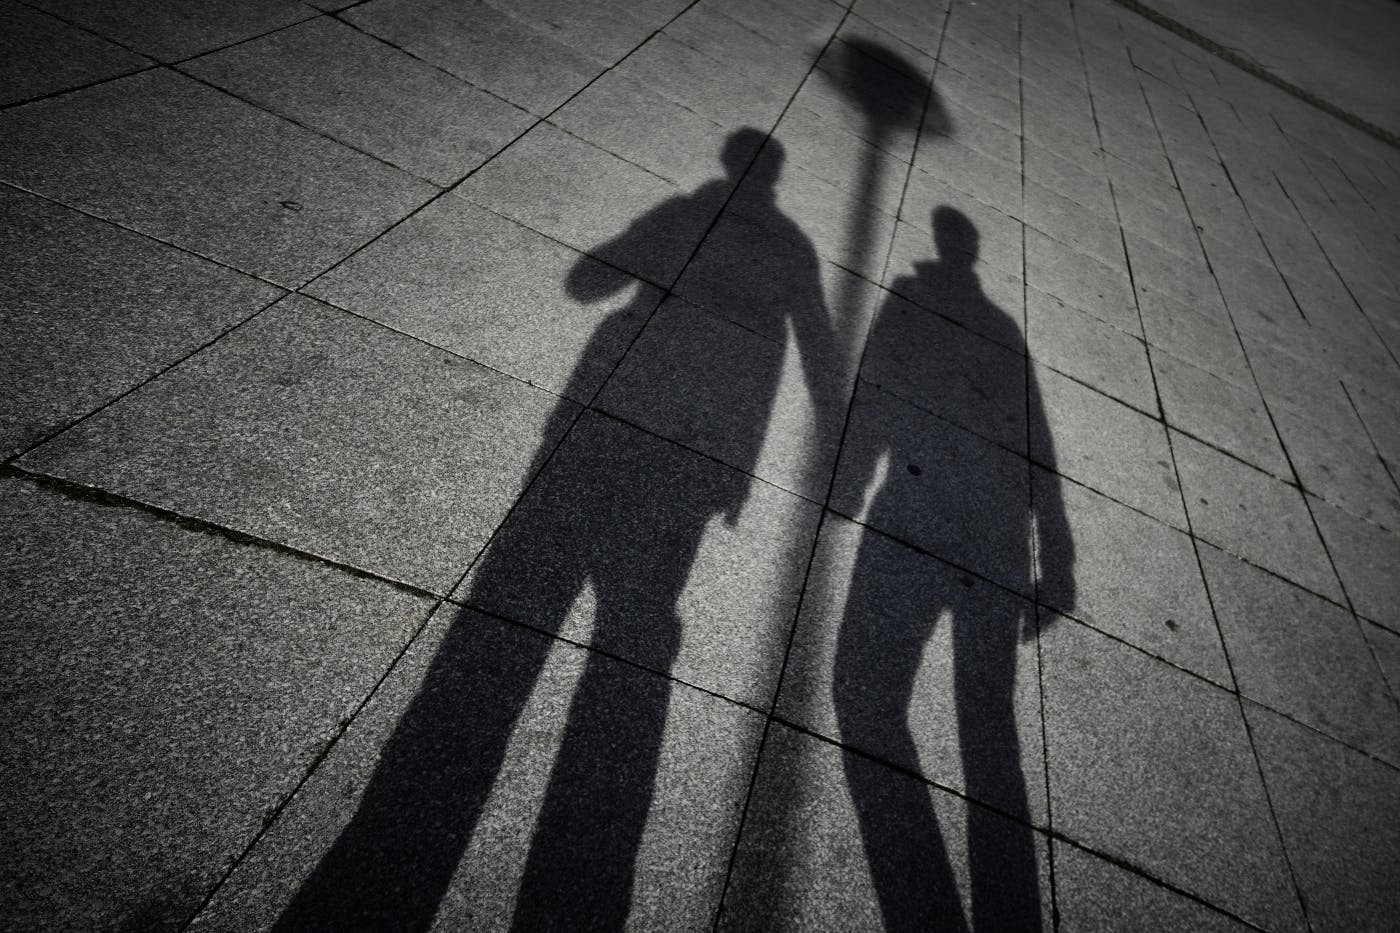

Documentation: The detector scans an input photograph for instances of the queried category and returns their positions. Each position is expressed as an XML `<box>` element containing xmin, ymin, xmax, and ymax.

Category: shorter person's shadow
<box><xmin>833</xmin><ymin>207</ymin><xmax>1074</xmax><ymax>931</ymax></box>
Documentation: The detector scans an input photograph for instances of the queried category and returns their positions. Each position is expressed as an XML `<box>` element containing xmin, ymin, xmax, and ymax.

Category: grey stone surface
<box><xmin>1173</xmin><ymin>429</ymin><xmax>1342</xmax><ymax>601</ymax></box>
<box><xmin>1040</xmin><ymin>617</ymin><xmax>1304</xmax><ymax>932</ymax></box>
<box><xmin>903</xmin><ymin>169</ymin><xmax>1025</xmax><ymax>275</ymax></box>
<box><xmin>27</xmin><ymin>0</ymin><xmax>315</xmax><ymax>62</ymax></box>
<box><xmin>20</xmin><ymin>295</ymin><xmax>565</xmax><ymax>593</ymax></box>
<box><xmin>1274</xmin><ymin>405</ymin><xmax>1400</xmax><ymax>530</ymax></box>
<box><xmin>776</xmin><ymin>514</ymin><xmax>1046</xmax><ymax>821</ymax></box>
<box><xmin>885</xmin><ymin>216</ymin><xmax>1027</xmax><ymax>338</ymax></box>
<box><xmin>0</xmin><ymin>70</ymin><xmax>434</xmax><ymax>287</ymax></box>
<box><xmin>457</xmin><ymin>121</ymin><xmax>712</xmax><ymax>287</ymax></box>
<box><xmin>344</xmin><ymin>0</ymin><xmax>604</xmax><ymax>115</ymax></box>
<box><xmin>1026</xmin><ymin>285</ymin><xmax>1157</xmax><ymax>415</ymax></box>
<box><xmin>1023</xmin><ymin>181</ymin><xmax>1125</xmax><ymax>269</ymax></box>
<box><xmin>1023</xmin><ymin>139</ymin><xmax>1112</xmax><ymax>216</ymax></box>
<box><xmin>1153</xmin><ymin>350</ymin><xmax>1291</xmax><ymax>477</ymax></box>
<box><xmin>181</xmin><ymin>16</ymin><xmax>534</xmax><ymax>186</ymax></box>
<box><xmin>718</xmin><ymin>723</ymin><xmax>1053</xmax><ymax>931</ymax></box>
<box><xmin>305</xmin><ymin>195</ymin><xmax>660</xmax><ymax>402</ymax></box>
<box><xmin>1137</xmin><ymin>289</ymin><xmax>1253</xmax><ymax>388</ymax></box>
<box><xmin>192</xmin><ymin>604</ymin><xmax>763</xmax><ymax>930</ymax></box>
<box><xmin>457</xmin><ymin>410</ymin><xmax>820</xmax><ymax>707</ymax></box>
<box><xmin>1124</xmin><ymin>230</ymin><xmax>1226</xmax><ymax>322</ymax></box>
<box><xmin>0</xmin><ymin>187</ymin><xmax>282</xmax><ymax>458</ymax></box>
<box><xmin>1025</xmin><ymin>227</ymin><xmax>1140</xmax><ymax>334</ymax></box>
<box><xmin>0</xmin><ymin>476</ymin><xmax>432</xmax><ymax>931</ymax></box>
<box><xmin>832</xmin><ymin>383</ymin><xmax>1034</xmax><ymax>596</ymax></box>
<box><xmin>663</xmin><ymin>3</ymin><xmax>816</xmax><ymax>92</ymax></box>
<box><xmin>614</xmin><ymin>32</ymin><xmax>794</xmax><ymax>130</ymax></box>
<box><xmin>1311</xmin><ymin>494</ymin><xmax>1400</xmax><ymax>632</ymax></box>
<box><xmin>1201</xmin><ymin>542</ymin><xmax>1400</xmax><ymax>764</ymax></box>
<box><xmin>0</xmin><ymin>0</ymin><xmax>147</xmax><ymax>106</ymax></box>
<box><xmin>1364</xmin><ymin>622</ymin><xmax>1400</xmax><ymax>704</ymax></box>
<box><xmin>1033</xmin><ymin>467</ymin><xmax>1229</xmax><ymax>685</ymax></box>
<box><xmin>1054</xmin><ymin>842</ymin><xmax>1254</xmax><ymax>933</ymax></box>
<box><xmin>1245</xmin><ymin>701</ymin><xmax>1400</xmax><ymax>932</ymax></box>
<box><xmin>1030</xmin><ymin>363</ymin><xmax>1185</xmax><ymax>527</ymax></box>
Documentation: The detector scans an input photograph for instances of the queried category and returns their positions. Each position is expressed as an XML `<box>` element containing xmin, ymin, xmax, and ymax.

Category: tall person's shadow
<box><xmin>272</xmin><ymin>130</ymin><xmax>843</xmax><ymax>931</ymax></box>
<box><xmin>832</xmin><ymin>207</ymin><xmax>1075</xmax><ymax>930</ymax></box>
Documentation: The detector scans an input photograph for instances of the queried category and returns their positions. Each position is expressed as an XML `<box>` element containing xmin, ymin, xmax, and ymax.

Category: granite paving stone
<box><xmin>0</xmin><ymin>186</ymin><xmax>282</xmax><ymax>458</ymax></box>
<box><xmin>663</xmin><ymin>3</ymin><xmax>816</xmax><ymax>91</ymax></box>
<box><xmin>1245</xmin><ymin>702</ymin><xmax>1400</xmax><ymax>932</ymax></box>
<box><xmin>304</xmin><ymin>195</ymin><xmax>660</xmax><ymax>402</ymax></box>
<box><xmin>1310</xmin><ymin>494</ymin><xmax>1400</xmax><ymax>632</ymax></box>
<box><xmin>1201</xmin><ymin>542</ymin><xmax>1400</xmax><ymax>764</ymax></box>
<box><xmin>1033</xmin><ymin>466</ymin><xmax>1229</xmax><ymax>685</ymax></box>
<box><xmin>718</xmin><ymin>723</ymin><xmax>1052</xmax><ymax>931</ymax></box>
<box><xmin>0</xmin><ymin>0</ymin><xmax>148</xmax><ymax>106</ymax></box>
<box><xmin>1026</xmin><ymin>285</ymin><xmax>1158</xmax><ymax>414</ymax></box>
<box><xmin>1123</xmin><ymin>230</ymin><xmax>1225</xmax><ymax>322</ymax></box>
<box><xmin>886</xmin><ymin>216</ymin><xmax>1028</xmax><ymax>335</ymax></box>
<box><xmin>0</xmin><ymin>476</ymin><xmax>433</xmax><ymax>931</ymax></box>
<box><xmin>19</xmin><ymin>294</ymin><xmax>566</xmax><ymax>593</ymax></box>
<box><xmin>180</xmin><ymin>16</ymin><xmax>534</xmax><ymax>186</ymax></box>
<box><xmin>703</xmin><ymin>0</ymin><xmax>843</xmax><ymax>54</ymax></box>
<box><xmin>1363</xmin><ymin>622</ymin><xmax>1400</xmax><ymax>704</ymax></box>
<box><xmin>1153</xmin><ymin>350</ymin><xmax>1291</xmax><ymax>477</ymax></box>
<box><xmin>934</xmin><ymin>63</ymin><xmax>1023</xmax><ymax>139</ymax></box>
<box><xmin>920</xmin><ymin>97</ymin><xmax>1022</xmax><ymax>172</ymax></box>
<box><xmin>1025</xmin><ymin>227</ymin><xmax>1140</xmax><ymax>334</ymax></box>
<box><xmin>1053</xmin><ymin>843</ymin><xmax>1253</xmax><ymax>933</ymax></box>
<box><xmin>1040</xmin><ymin>617</ymin><xmax>1304</xmax><ymax>932</ymax></box>
<box><xmin>0</xmin><ymin>69</ymin><xmax>435</xmax><ymax>287</ymax></box>
<box><xmin>457</xmin><ymin>410</ymin><xmax>821</xmax><ymax>707</ymax></box>
<box><xmin>775</xmin><ymin>514</ymin><xmax>1047</xmax><ymax>821</ymax></box>
<box><xmin>613</xmin><ymin>32</ymin><xmax>794</xmax><ymax>131</ymax></box>
<box><xmin>191</xmin><ymin>604</ymin><xmax>764</xmax><ymax>931</ymax></box>
<box><xmin>918</xmin><ymin>134</ymin><xmax>1025</xmax><ymax>218</ymax></box>
<box><xmin>1137</xmin><ymin>289</ymin><xmax>1253</xmax><ymax>388</ymax></box>
<box><xmin>1273</xmin><ymin>405</ymin><xmax>1400</xmax><ymax>529</ymax></box>
<box><xmin>1172</xmin><ymin>429</ymin><xmax>1343</xmax><ymax>602</ymax></box>
<box><xmin>479</xmin><ymin>0</ymin><xmax>666</xmax><ymax>65</ymax></box>
<box><xmin>774</xmin><ymin>104</ymin><xmax>910</xmax><ymax>212</ymax></box>
<box><xmin>1030</xmin><ymin>363</ymin><xmax>1185</xmax><ymax>527</ymax></box>
<box><xmin>899</xmin><ymin>174</ymin><xmax>1024</xmax><ymax>274</ymax></box>
<box><xmin>1023</xmin><ymin>139</ymin><xmax>1112</xmax><ymax>216</ymax></box>
<box><xmin>26</xmin><ymin>0</ymin><xmax>315</xmax><ymax>62</ymax></box>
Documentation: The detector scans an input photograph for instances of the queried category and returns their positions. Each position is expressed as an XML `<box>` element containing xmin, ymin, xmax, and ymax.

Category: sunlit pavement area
<box><xmin>4</xmin><ymin>0</ymin><xmax>1400</xmax><ymax>929</ymax></box>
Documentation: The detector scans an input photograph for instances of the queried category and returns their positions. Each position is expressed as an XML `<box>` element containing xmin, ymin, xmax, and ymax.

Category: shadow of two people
<box><xmin>272</xmin><ymin>123</ymin><xmax>1073</xmax><ymax>931</ymax></box>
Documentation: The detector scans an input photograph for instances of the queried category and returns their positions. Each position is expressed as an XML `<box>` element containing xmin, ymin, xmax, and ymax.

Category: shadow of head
<box><xmin>725</xmin><ymin>127</ymin><xmax>784</xmax><ymax>190</ymax></box>
<box><xmin>933</xmin><ymin>205</ymin><xmax>978</xmax><ymax>267</ymax></box>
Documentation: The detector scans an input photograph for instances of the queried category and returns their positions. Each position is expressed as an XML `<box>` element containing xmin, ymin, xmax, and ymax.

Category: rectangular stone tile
<box><xmin>1025</xmin><ymin>228</ymin><xmax>1140</xmax><ymax>334</ymax></box>
<box><xmin>1274</xmin><ymin>406</ymin><xmax>1400</xmax><ymax>529</ymax></box>
<box><xmin>718</xmin><ymin>724</ymin><xmax>1052</xmax><ymax>931</ymax></box>
<box><xmin>457</xmin><ymin>121</ymin><xmax>713</xmax><ymax>287</ymax></box>
<box><xmin>1033</xmin><ymin>467</ymin><xmax>1228</xmax><ymax>685</ymax></box>
<box><xmin>862</xmin><ymin>289</ymin><xmax>1027</xmax><ymax>452</ymax></box>
<box><xmin>0</xmin><ymin>187</ymin><xmax>282</xmax><ymax>458</ymax></box>
<box><xmin>1202</xmin><ymin>542</ymin><xmax>1400</xmax><ymax>763</ymax></box>
<box><xmin>181</xmin><ymin>16</ymin><xmax>533</xmax><ymax>186</ymax></box>
<box><xmin>834</xmin><ymin>12</ymin><xmax>937</xmax><ymax>83</ymax></box>
<box><xmin>0</xmin><ymin>0</ymin><xmax>147</xmax><ymax>105</ymax></box>
<box><xmin>29</xmin><ymin>0</ymin><xmax>314</xmax><ymax>61</ymax></box>
<box><xmin>1153</xmin><ymin>351</ymin><xmax>1290</xmax><ymax>477</ymax></box>
<box><xmin>1138</xmin><ymin>290</ymin><xmax>1252</xmax><ymax>388</ymax></box>
<box><xmin>1024</xmin><ymin>140</ymin><xmax>1112</xmax><ymax>216</ymax></box>
<box><xmin>776</xmin><ymin>515</ymin><xmax>1045</xmax><ymax>821</ymax></box>
<box><xmin>1026</xmin><ymin>286</ymin><xmax>1157</xmax><ymax>414</ymax></box>
<box><xmin>900</xmin><ymin>173</ymin><xmax>1025</xmax><ymax>275</ymax></box>
<box><xmin>774</xmin><ymin>104</ymin><xmax>908</xmax><ymax>214</ymax></box>
<box><xmin>937</xmin><ymin>35</ymin><xmax>1019</xmax><ymax>105</ymax></box>
<box><xmin>704</xmin><ymin>0</ymin><xmax>842</xmax><ymax>53</ymax></box>
<box><xmin>20</xmin><ymin>295</ymin><xmax>565</xmax><ymax>593</ymax></box>
<box><xmin>596</xmin><ymin>297</ymin><xmax>845</xmax><ymax>502</ymax></box>
<box><xmin>481</xmin><ymin>0</ymin><xmax>663</xmax><ymax>64</ymax></box>
<box><xmin>1311</xmin><ymin>495</ymin><xmax>1400</xmax><ymax>633</ymax></box>
<box><xmin>798</xmin><ymin>41</ymin><xmax>928</xmax><ymax>163</ymax></box>
<box><xmin>1364</xmin><ymin>621</ymin><xmax>1400</xmax><ymax>701</ymax></box>
<box><xmin>344</xmin><ymin>0</ymin><xmax>603</xmax><ymax>114</ymax></box>
<box><xmin>1115</xmin><ymin>188</ymin><xmax>1204</xmax><ymax>262</ymax></box>
<box><xmin>1030</xmin><ymin>364</ymin><xmax>1185</xmax><ymax>528</ymax></box>
<box><xmin>0</xmin><ymin>70</ymin><xmax>434</xmax><ymax>287</ymax></box>
<box><xmin>1124</xmin><ymin>231</ymin><xmax>1225</xmax><ymax>322</ymax></box>
<box><xmin>1024</xmin><ymin>181</ymin><xmax>1125</xmax><ymax>269</ymax></box>
<box><xmin>885</xmin><ymin>218</ymin><xmax>1027</xmax><ymax>339</ymax></box>
<box><xmin>305</xmin><ymin>196</ymin><xmax>659</xmax><ymax>403</ymax></box>
<box><xmin>663</xmin><ymin>3</ymin><xmax>816</xmax><ymax>90</ymax></box>
<box><xmin>192</xmin><ymin>604</ymin><xmax>764</xmax><ymax>931</ymax></box>
<box><xmin>1054</xmin><ymin>842</ymin><xmax>1254</xmax><ymax>933</ymax></box>
<box><xmin>1172</xmin><ymin>430</ymin><xmax>1342</xmax><ymax>601</ymax></box>
<box><xmin>1245</xmin><ymin>702</ymin><xmax>1400</xmax><ymax>932</ymax></box>
<box><xmin>0</xmin><ymin>476</ymin><xmax>433</xmax><ymax>932</ymax></box>
<box><xmin>920</xmin><ymin>97</ymin><xmax>1022</xmax><ymax>172</ymax></box>
<box><xmin>614</xmin><ymin>32</ymin><xmax>794</xmax><ymax>130</ymax></box>
<box><xmin>831</xmin><ymin>384</ymin><xmax>1033</xmax><ymax>596</ymax></box>
<box><xmin>457</xmin><ymin>410</ymin><xmax>820</xmax><ymax>706</ymax></box>
<box><xmin>935</xmin><ymin>62</ymin><xmax>1022</xmax><ymax>139</ymax></box>
<box><xmin>1041</xmin><ymin>618</ymin><xmax>1304</xmax><ymax>932</ymax></box>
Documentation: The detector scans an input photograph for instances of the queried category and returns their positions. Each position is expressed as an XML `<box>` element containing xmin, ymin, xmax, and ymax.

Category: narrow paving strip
<box><xmin>2</xmin><ymin>0</ymin><xmax>1398</xmax><ymax>929</ymax></box>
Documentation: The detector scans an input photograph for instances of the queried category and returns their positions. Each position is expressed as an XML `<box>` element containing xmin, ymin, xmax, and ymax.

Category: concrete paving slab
<box><xmin>1026</xmin><ymin>285</ymin><xmax>1157</xmax><ymax>414</ymax></box>
<box><xmin>1310</xmin><ymin>494</ymin><xmax>1400</xmax><ymax>633</ymax></box>
<box><xmin>1153</xmin><ymin>350</ymin><xmax>1291</xmax><ymax>477</ymax></box>
<box><xmin>900</xmin><ymin>174</ymin><xmax>1025</xmax><ymax>274</ymax></box>
<box><xmin>663</xmin><ymin>4</ymin><xmax>816</xmax><ymax>91</ymax></box>
<box><xmin>343</xmin><ymin>0</ymin><xmax>603</xmax><ymax>115</ymax></box>
<box><xmin>0</xmin><ymin>0</ymin><xmax>148</xmax><ymax>106</ymax></box>
<box><xmin>1172</xmin><ymin>429</ymin><xmax>1342</xmax><ymax>602</ymax></box>
<box><xmin>1040</xmin><ymin>616</ymin><xmax>1304</xmax><ymax>932</ymax></box>
<box><xmin>832</xmin><ymin>383</ymin><xmax>1034</xmax><ymax>596</ymax></box>
<box><xmin>936</xmin><ymin>35</ymin><xmax>1019</xmax><ymax>106</ymax></box>
<box><xmin>1025</xmin><ymin>227</ymin><xmax>1140</xmax><ymax>334</ymax></box>
<box><xmin>1201</xmin><ymin>542</ymin><xmax>1400</xmax><ymax>764</ymax></box>
<box><xmin>1023</xmin><ymin>139</ymin><xmax>1112</xmax><ymax>216</ymax></box>
<box><xmin>0</xmin><ymin>69</ymin><xmax>434</xmax><ymax>287</ymax></box>
<box><xmin>1123</xmin><ymin>230</ymin><xmax>1225</xmax><ymax>322</ymax></box>
<box><xmin>1137</xmin><ymin>290</ymin><xmax>1253</xmax><ymax>388</ymax></box>
<box><xmin>0</xmin><ymin>476</ymin><xmax>432</xmax><ymax>931</ymax></box>
<box><xmin>1033</xmin><ymin>466</ymin><xmax>1229</xmax><ymax>685</ymax></box>
<box><xmin>935</xmin><ymin>63</ymin><xmax>1023</xmax><ymax>140</ymax></box>
<box><xmin>775</xmin><ymin>514</ymin><xmax>1046</xmax><ymax>822</ymax></box>
<box><xmin>457</xmin><ymin>410</ymin><xmax>820</xmax><ymax>707</ymax></box>
<box><xmin>26</xmin><ymin>0</ymin><xmax>314</xmax><ymax>62</ymax></box>
<box><xmin>918</xmin><ymin>134</ymin><xmax>1025</xmax><ymax>218</ymax></box>
<box><xmin>1245</xmin><ymin>701</ymin><xmax>1400</xmax><ymax>932</ymax></box>
<box><xmin>457</xmin><ymin>121</ymin><xmax>714</xmax><ymax>287</ymax></box>
<box><xmin>479</xmin><ymin>0</ymin><xmax>668</xmax><ymax>65</ymax></box>
<box><xmin>1030</xmin><ymin>363</ymin><xmax>1185</xmax><ymax>527</ymax></box>
<box><xmin>1053</xmin><ymin>842</ymin><xmax>1254</xmax><ymax>933</ymax></box>
<box><xmin>704</xmin><ymin>0</ymin><xmax>843</xmax><ymax>53</ymax></box>
<box><xmin>718</xmin><ymin>723</ymin><xmax>1052</xmax><ymax>931</ymax></box>
<box><xmin>1241</xmin><ymin>337</ymin><xmax>1359</xmax><ymax>429</ymax></box>
<box><xmin>920</xmin><ymin>96</ymin><xmax>1023</xmax><ymax>172</ymax></box>
<box><xmin>0</xmin><ymin>187</ymin><xmax>282</xmax><ymax>458</ymax></box>
<box><xmin>180</xmin><ymin>16</ymin><xmax>533</xmax><ymax>186</ymax></box>
<box><xmin>1024</xmin><ymin>182</ymin><xmax>1127</xmax><ymax>271</ymax></box>
<box><xmin>305</xmin><ymin>195</ymin><xmax>660</xmax><ymax>402</ymax></box>
<box><xmin>19</xmin><ymin>294</ymin><xmax>565</xmax><ymax>593</ymax></box>
<box><xmin>614</xmin><ymin>32</ymin><xmax>793</xmax><ymax>130</ymax></box>
<box><xmin>193</xmin><ymin>604</ymin><xmax>763</xmax><ymax>931</ymax></box>
<box><xmin>1364</xmin><ymin>621</ymin><xmax>1400</xmax><ymax>704</ymax></box>
<box><xmin>774</xmin><ymin>105</ymin><xmax>910</xmax><ymax>215</ymax></box>
<box><xmin>1274</xmin><ymin>405</ymin><xmax>1400</xmax><ymax>529</ymax></box>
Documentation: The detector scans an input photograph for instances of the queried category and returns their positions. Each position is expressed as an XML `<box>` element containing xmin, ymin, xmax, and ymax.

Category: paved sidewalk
<box><xmin>3</xmin><ymin>0</ymin><xmax>1399</xmax><ymax>929</ymax></box>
